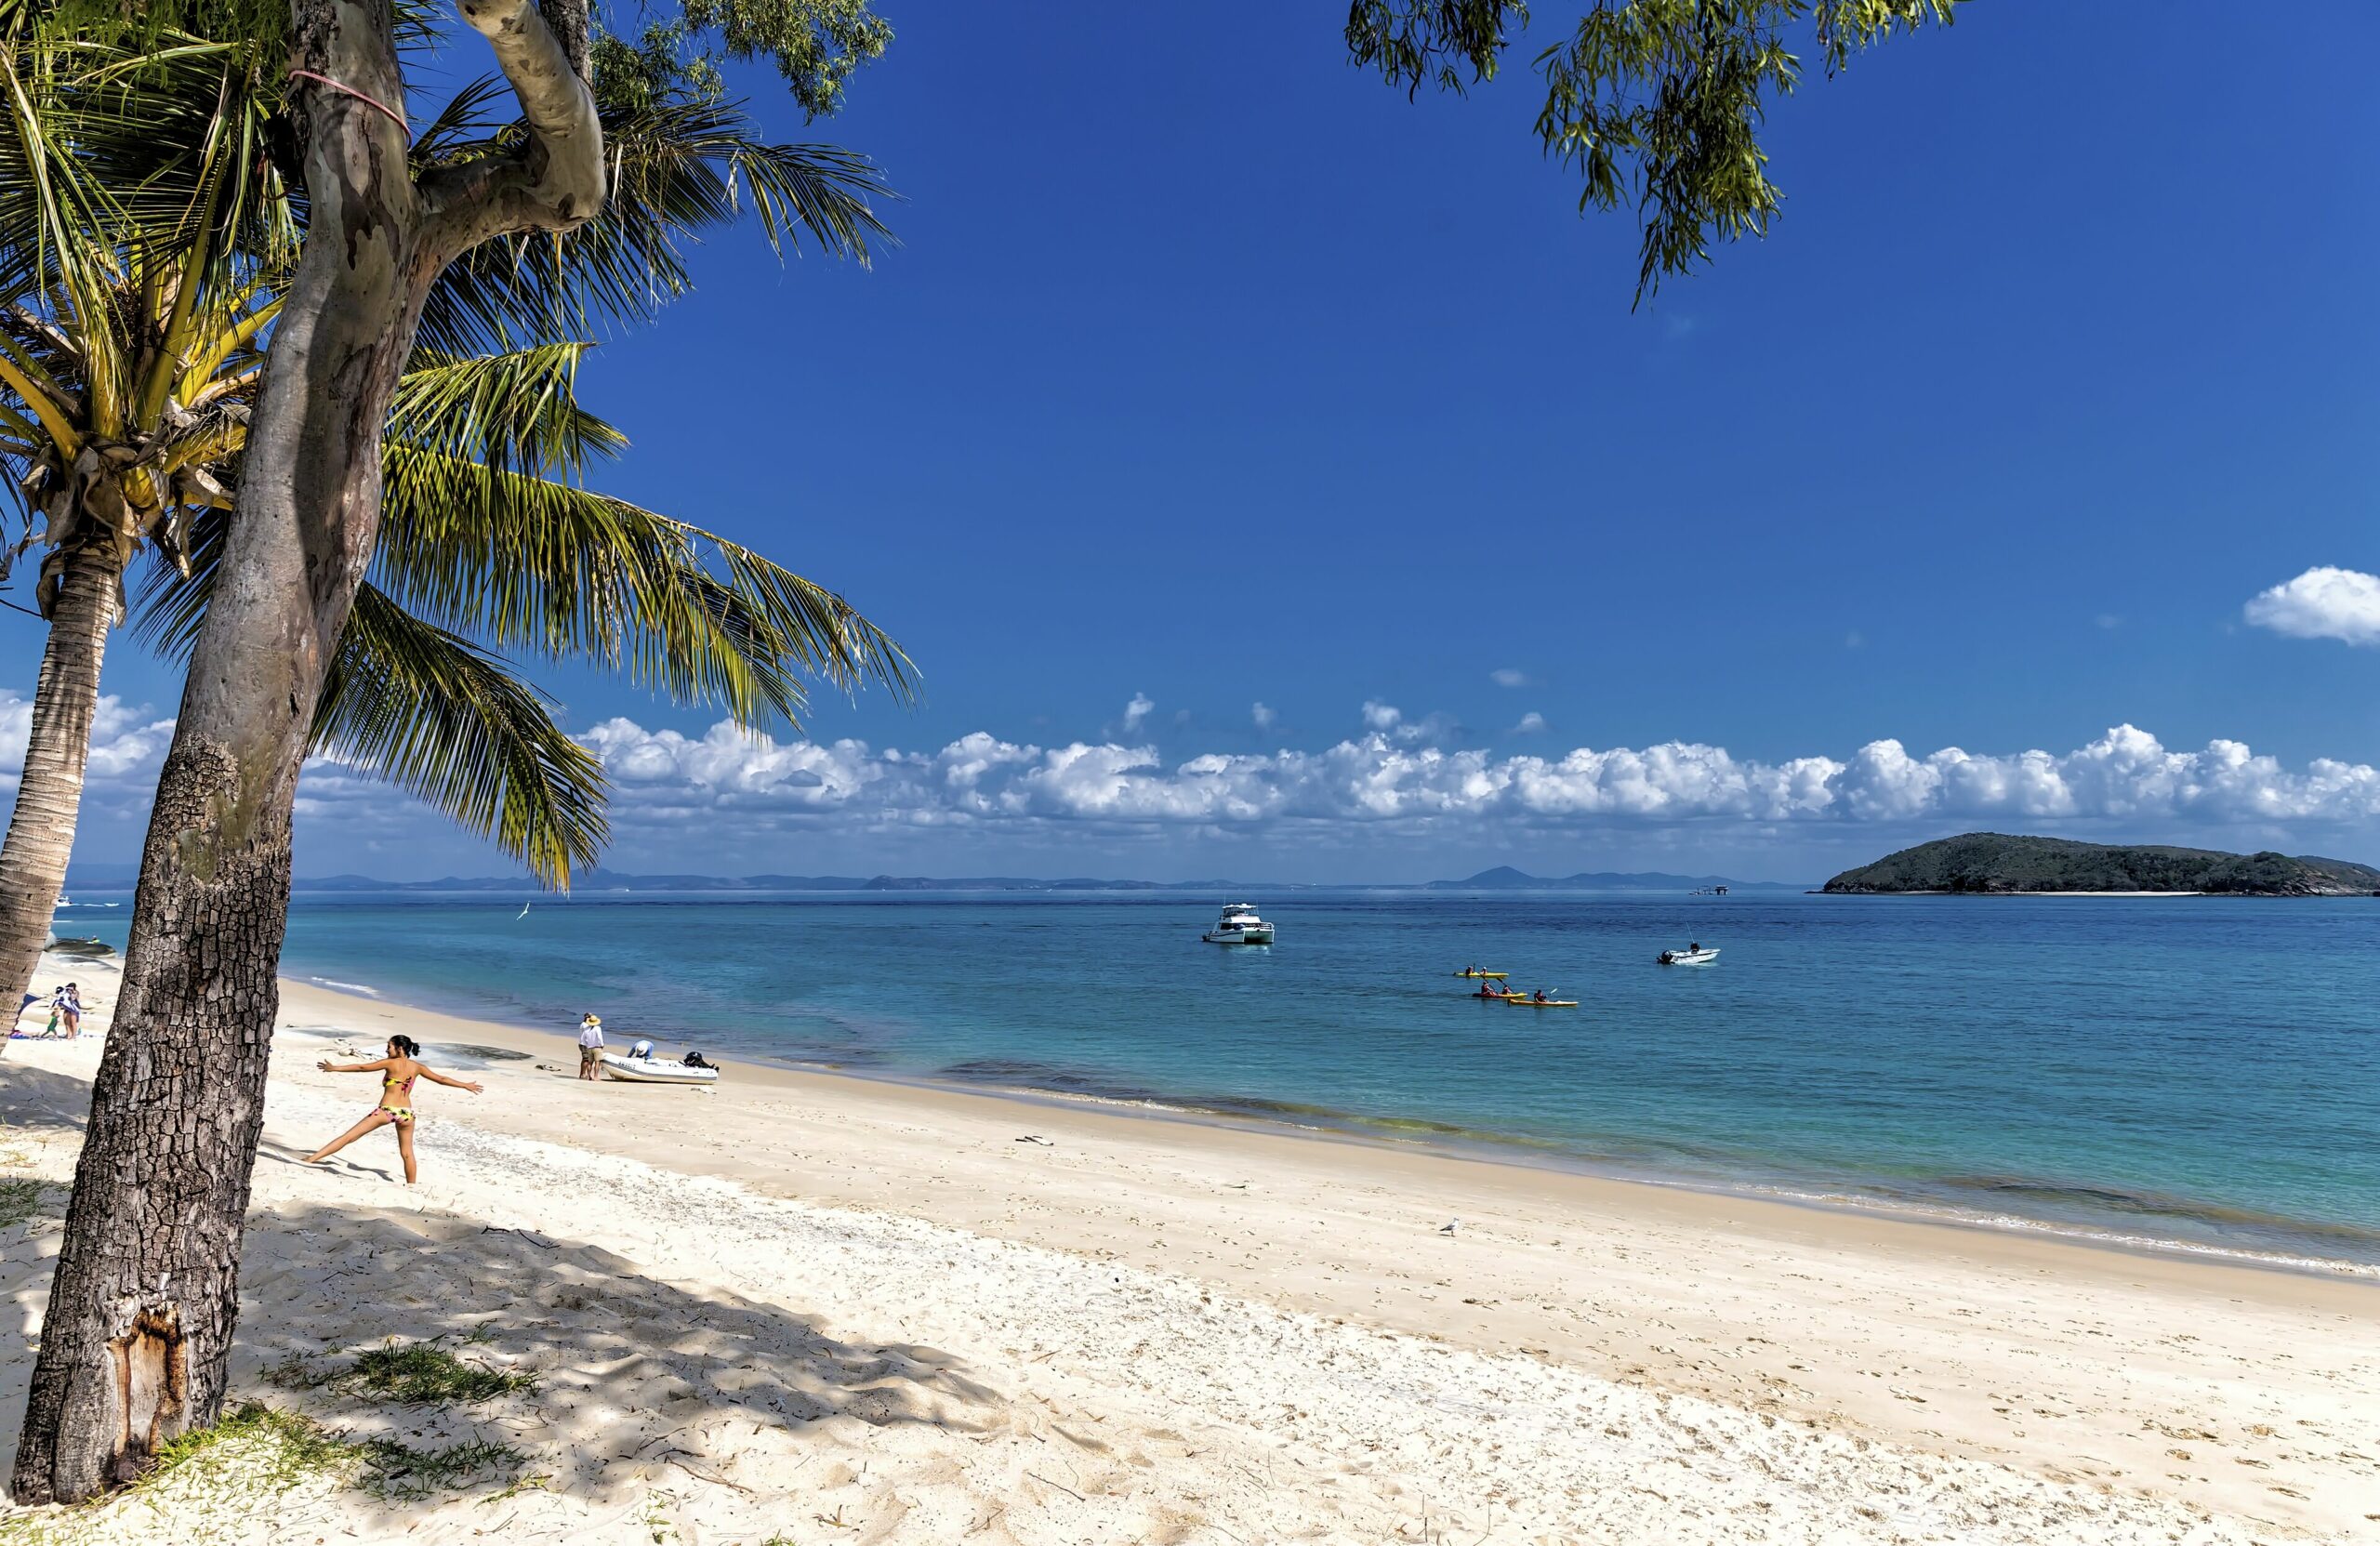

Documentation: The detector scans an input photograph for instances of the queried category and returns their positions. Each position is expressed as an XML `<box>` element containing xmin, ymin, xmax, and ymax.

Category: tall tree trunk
<box><xmin>0</xmin><ymin>545</ymin><xmax>124</xmax><ymax>1017</ymax></box>
<box><xmin>6</xmin><ymin>3</ymin><xmax>423</xmax><ymax>1504</ymax></box>
<box><xmin>10</xmin><ymin>0</ymin><xmax>600</xmax><ymax>1504</ymax></box>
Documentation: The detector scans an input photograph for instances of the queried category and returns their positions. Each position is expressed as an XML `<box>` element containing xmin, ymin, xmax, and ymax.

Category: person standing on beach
<box><xmin>577</xmin><ymin>1014</ymin><xmax>605</xmax><ymax>1080</ymax></box>
<box><xmin>56</xmin><ymin>984</ymin><xmax>79</xmax><ymax>1037</ymax></box>
<box><xmin>304</xmin><ymin>1034</ymin><xmax>482</xmax><ymax>1184</ymax></box>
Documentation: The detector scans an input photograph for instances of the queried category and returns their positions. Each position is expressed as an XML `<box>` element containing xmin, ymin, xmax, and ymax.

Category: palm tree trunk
<box><xmin>0</xmin><ymin>545</ymin><xmax>124</xmax><ymax>1019</ymax></box>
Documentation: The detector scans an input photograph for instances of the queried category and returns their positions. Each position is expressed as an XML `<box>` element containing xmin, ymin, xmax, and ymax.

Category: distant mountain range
<box><xmin>1822</xmin><ymin>834</ymin><xmax>2380</xmax><ymax>896</ymax></box>
<box><xmin>1421</xmin><ymin>865</ymin><xmax>1797</xmax><ymax>892</ymax></box>
<box><xmin>64</xmin><ymin>862</ymin><xmax>1798</xmax><ymax>893</ymax></box>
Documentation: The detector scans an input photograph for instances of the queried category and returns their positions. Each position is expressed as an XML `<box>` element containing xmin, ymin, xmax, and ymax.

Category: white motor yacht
<box><xmin>1201</xmin><ymin>903</ymin><xmax>1275</xmax><ymax>945</ymax></box>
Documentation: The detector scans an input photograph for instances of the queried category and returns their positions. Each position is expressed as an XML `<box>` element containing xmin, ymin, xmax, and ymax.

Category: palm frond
<box><xmin>390</xmin><ymin>340</ymin><xmax>624</xmax><ymax>480</ymax></box>
<box><xmin>312</xmin><ymin>584</ymin><xmax>609</xmax><ymax>889</ymax></box>
<box><xmin>372</xmin><ymin>445</ymin><xmax>915</xmax><ymax>731</ymax></box>
<box><xmin>136</xmin><ymin>450</ymin><xmax>917</xmax><ymax>737</ymax></box>
<box><xmin>415</xmin><ymin>78</ymin><xmax>893</xmax><ymax>354</ymax></box>
<box><xmin>0</xmin><ymin>30</ymin><xmax>290</xmax><ymax>310</ymax></box>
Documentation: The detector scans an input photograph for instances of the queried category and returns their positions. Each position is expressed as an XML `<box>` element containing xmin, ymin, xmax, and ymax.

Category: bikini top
<box><xmin>383</xmin><ymin>1068</ymin><xmax>417</xmax><ymax>1096</ymax></box>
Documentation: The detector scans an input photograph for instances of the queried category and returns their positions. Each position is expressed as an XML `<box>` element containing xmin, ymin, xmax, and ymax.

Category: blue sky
<box><xmin>11</xmin><ymin>1</ymin><xmax>2380</xmax><ymax>883</ymax></box>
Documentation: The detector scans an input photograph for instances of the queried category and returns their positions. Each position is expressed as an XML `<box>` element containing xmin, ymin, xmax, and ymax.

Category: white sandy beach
<box><xmin>2</xmin><ymin>950</ymin><xmax>2376</xmax><ymax>1543</ymax></box>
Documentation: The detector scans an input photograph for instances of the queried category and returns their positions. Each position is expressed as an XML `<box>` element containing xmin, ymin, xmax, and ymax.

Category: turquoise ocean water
<box><xmin>54</xmin><ymin>890</ymin><xmax>2380</xmax><ymax>1273</ymax></box>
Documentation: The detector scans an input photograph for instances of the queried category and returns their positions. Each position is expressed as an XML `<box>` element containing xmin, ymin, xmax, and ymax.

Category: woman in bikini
<box><xmin>304</xmin><ymin>1034</ymin><xmax>483</xmax><ymax>1184</ymax></box>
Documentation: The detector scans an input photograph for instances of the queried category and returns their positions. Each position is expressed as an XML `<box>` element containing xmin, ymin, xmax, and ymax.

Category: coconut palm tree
<box><xmin>0</xmin><ymin>22</ymin><xmax>909</xmax><ymax>1014</ymax></box>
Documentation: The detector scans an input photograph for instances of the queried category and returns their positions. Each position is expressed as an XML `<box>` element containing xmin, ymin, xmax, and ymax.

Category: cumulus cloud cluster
<box><xmin>13</xmin><ymin>684</ymin><xmax>2380</xmax><ymax>861</ymax></box>
<box><xmin>2246</xmin><ymin>566</ymin><xmax>2380</xmax><ymax>646</ymax></box>
<box><xmin>571</xmin><ymin>717</ymin><xmax>2380</xmax><ymax>839</ymax></box>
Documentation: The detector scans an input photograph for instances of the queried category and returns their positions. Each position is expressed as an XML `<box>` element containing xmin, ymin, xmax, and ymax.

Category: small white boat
<box><xmin>1201</xmin><ymin>903</ymin><xmax>1275</xmax><ymax>945</ymax></box>
<box><xmin>600</xmin><ymin>1052</ymin><xmax>720</xmax><ymax>1085</ymax></box>
<box><xmin>1658</xmin><ymin>946</ymin><xmax>1720</xmax><ymax>966</ymax></box>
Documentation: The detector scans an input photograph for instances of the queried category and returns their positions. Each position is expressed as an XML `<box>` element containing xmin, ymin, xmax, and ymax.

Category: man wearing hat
<box><xmin>577</xmin><ymin>1013</ymin><xmax>605</xmax><ymax>1080</ymax></box>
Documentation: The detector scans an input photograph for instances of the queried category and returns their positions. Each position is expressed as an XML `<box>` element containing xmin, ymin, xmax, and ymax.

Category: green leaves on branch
<box><xmin>1346</xmin><ymin>1</ymin><xmax>1523</xmax><ymax>97</ymax></box>
<box><xmin>671</xmin><ymin>0</ymin><xmax>891</xmax><ymax>118</ymax></box>
<box><xmin>1348</xmin><ymin>0</ymin><xmax>1960</xmax><ymax>299</ymax></box>
<box><xmin>32</xmin><ymin>0</ymin><xmax>891</xmax><ymax>122</ymax></box>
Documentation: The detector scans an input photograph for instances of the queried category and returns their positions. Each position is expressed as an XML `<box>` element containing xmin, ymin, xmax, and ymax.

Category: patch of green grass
<box><xmin>345</xmin><ymin>1340</ymin><xmax>536</xmax><ymax>1404</ymax></box>
<box><xmin>356</xmin><ymin>1435</ymin><xmax>526</xmax><ymax>1500</ymax></box>
<box><xmin>141</xmin><ymin>1401</ymin><xmax>362</xmax><ymax>1494</ymax></box>
<box><xmin>0</xmin><ymin>1404</ymin><xmax>354</xmax><ymax>1545</ymax></box>
<box><xmin>0</xmin><ymin>1404</ymin><xmax>528</xmax><ymax>1543</ymax></box>
<box><xmin>0</xmin><ymin>1177</ymin><xmax>46</xmax><ymax>1229</ymax></box>
<box><xmin>270</xmin><ymin>1338</ymin><xmax>536</xmax><ymax>1406</ymax></box>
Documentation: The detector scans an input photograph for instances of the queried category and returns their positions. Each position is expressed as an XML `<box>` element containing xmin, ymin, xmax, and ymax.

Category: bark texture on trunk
<box><xmin>10</xmin><ymin>0</ymin><xmax>602</xmax><ymax>1504</ymax></box>
<box><xmin>0</xmin><ymin>546</ymin><xmax>124</xmax><ymax>1016</ymax></box>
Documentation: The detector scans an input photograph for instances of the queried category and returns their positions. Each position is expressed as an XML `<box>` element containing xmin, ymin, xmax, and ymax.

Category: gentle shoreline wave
<box><xmin>911</xmin><ymin>1060</ymin><xmax>2380</xmax><ymax>1280</ymax></box>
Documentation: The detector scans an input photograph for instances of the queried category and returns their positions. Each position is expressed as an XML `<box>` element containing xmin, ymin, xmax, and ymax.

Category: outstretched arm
<box><xmin>420</xmin><ymin>1068</ymin><xmax>485</xmax><ymax>1094</ymax></box>
<box><xmin>316</xmin><ymin>1057</ymin><xmax>394</xmax><ymax>1075</ymax></box>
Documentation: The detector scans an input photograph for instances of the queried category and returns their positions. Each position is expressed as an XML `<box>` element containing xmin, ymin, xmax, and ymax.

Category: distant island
<box><xmin>1822</xmin><ymin>834</ymin><xmax>2380</xmax><ymax>896</ymax></box>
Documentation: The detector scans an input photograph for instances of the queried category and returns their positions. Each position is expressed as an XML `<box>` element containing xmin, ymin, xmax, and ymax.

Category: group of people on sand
<box><xmin>575</xmin><ymin>1012</ymin><xmax>662</xmax><ymax>1077</ymax></box>
<box><xmin>11</xmin><ymin>983</ymin><xmax>82</xmax><ymax>1039</ymax></box>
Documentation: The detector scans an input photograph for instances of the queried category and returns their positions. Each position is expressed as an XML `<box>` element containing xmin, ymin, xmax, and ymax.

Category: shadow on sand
<box><xmin>2</xmin><ymin>1075</ymin><xmax>1006</xmax><ymax>1531</ymax></box>
<box><xmin>224</xmin><ymin>1197</ymin><xmax>1007</xmax><ymax>1514</ymax></box>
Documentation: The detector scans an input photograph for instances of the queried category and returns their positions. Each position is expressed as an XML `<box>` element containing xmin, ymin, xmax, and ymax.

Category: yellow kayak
<box><xmin>1472</xmin><ymin>990</ymin><xmax>1524</xmax><ymax>1000</ymax></box>
<box><xmin>1454</xmin><ymin>970</ymin><xmax>1508</xmax><ymax>978</ymax></box>
<box><xmin>1506</xmin><ymin>998</ymin><xmax>1578</xmax><ymax>1007</ymax></box>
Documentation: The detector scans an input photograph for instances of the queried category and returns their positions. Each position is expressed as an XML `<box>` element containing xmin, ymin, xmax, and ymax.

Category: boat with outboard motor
<box><xmin>1202</xmin><ymin>904</ymin><xmax>1276</xmax><ymax>945</ymax></box>
<box><xmin>601</xmin><ymin>1051</ymin><xmax>721</xmax><ymax>1085</ymax></box>
<box><xmin>1658</xmin><ymin>945</ymin><xmax>1720</xmax><ymax>966</ymax></box>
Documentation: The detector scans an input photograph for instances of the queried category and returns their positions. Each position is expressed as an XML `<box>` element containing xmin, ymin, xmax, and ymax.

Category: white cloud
<box><xmin>1122</xmin><ymin>693</ymin><xmax>1156</xmax><ymax>732</ymax></box>
<box><xmin>1250</xmin><ymin>702</ymin><xmax>1276</xmax><ymax>730</ymax></box>
<box><xmin>0</xmin><ymin>692</ymin><xmax>174</xmax><ymax>795</ymax></box>
<box><xmin>22</xmin><ymin>681</ymin><xmax>2380</xmax><ymax>873</ymax></box>
<box><xmin>2245</xmin><ymin>566</ymin><xmax>2380</xmax><ymax>646</ymax></box>
<box><xmin>1490</xmin><ymin>668</ymin><xmax>1528</xmax><ymax>688</ymax></box>
<box><xmin>1514</xmin><ymin>711</ymin><xmax>1546</xmax><ymax>734</ymax></box>
<box><xmin>565</xmin><ymin>718</ymin><xmax>2380</xmax><ymax>840</ymax></box>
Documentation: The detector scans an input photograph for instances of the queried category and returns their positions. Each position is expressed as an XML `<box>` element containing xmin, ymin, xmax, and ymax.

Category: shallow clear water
<box><xmin>56</xmin><ymin>889</ymin><xmax>2380</xmax><ymax>1270</ymax></box>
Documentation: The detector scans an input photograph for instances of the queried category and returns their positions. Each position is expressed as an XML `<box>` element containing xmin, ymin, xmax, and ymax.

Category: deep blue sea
<box><xmin>56</xmin><ymin>889</ymin><xmax>2380</xmax><ymax>1273</ymax></box>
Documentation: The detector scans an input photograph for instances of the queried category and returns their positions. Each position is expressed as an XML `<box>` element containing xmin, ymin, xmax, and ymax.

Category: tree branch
<box><xmin>423</xmin><ymin>0</ymin><xmax>606</xmax><ymax>254</ymax></box>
